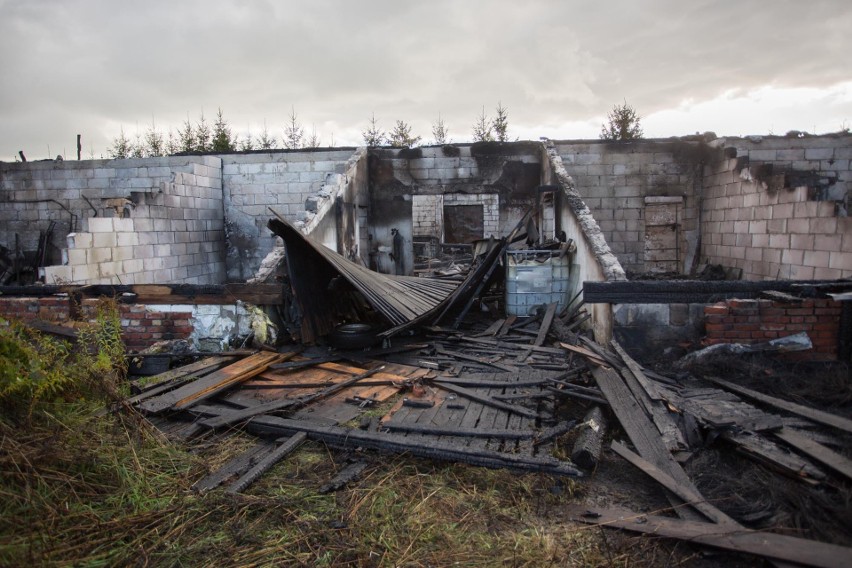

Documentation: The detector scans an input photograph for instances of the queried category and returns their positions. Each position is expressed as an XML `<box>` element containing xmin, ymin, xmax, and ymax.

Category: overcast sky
<box><xmin>1</xmin><ymin>0</ymin><xmax>850</xmax><ymax>161</ymax></box>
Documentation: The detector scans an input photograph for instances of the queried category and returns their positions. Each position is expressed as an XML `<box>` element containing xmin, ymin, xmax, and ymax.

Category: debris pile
<box><xmin>112</xmin><ymin>213</ymin><xmax>852</xmax><ymax>566</ymax></box>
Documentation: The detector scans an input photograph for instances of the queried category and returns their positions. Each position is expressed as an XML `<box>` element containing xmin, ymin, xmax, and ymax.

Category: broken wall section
<box><xmin>0</xmin><ymin>295</ymin><xmax>267</xmax><ymax>351</ymax></box>
<box><xmin>701</xmin><ymin>135</ymin><xmax>852</xmax><ymax>280</ymax></box>
<box><xmin>554</xmin><ymin>139</ymin><xmax>708</xmax><ymax>275</ymax></box>
<box><xmin>542</xmin><ymin>141</ymin><xmax>626</xmax><ymax>343</ymax></box>
<box><xmin>1</xmin><ymin>156</ymin><xmax>225</xmax><ymax>285</ymax></box>
<box><xmin>368</xmin><ymin>143</ymin><xmax>542</xmax><ymax>275</ymax></box>
<box><xmin>221</xmin><ymin>149</ymin><xmax>363</xmax><ymax>280</ymax></box>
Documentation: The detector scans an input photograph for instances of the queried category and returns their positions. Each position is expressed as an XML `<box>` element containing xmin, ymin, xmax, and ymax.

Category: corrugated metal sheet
<box><xmin>268</xmin><ymin>219</ymin><xmax>460</xmax><ymax>342</ymax></box>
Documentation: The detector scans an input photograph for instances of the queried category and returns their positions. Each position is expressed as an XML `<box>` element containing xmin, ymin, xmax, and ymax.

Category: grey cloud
<box><xmin>1</xmin><ymin>0</ymin><xmax>850</xmax><ymax>159</ymax></box>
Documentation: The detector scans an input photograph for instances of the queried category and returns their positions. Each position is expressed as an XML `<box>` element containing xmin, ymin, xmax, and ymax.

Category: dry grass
<box><xmin>0</xmin><ymin>315</ymin><xmax>693</xmax><ymax>567</ymax></box>
<box><xmin>0</xmin><ymin>400</ymin><xmax>700</xmax><ymax>567</ymax></box>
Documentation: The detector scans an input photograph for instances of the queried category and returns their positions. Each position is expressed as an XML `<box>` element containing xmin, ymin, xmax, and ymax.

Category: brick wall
<box><xmin>703</xmin><ymin>298</ymin><xmax>841</xmax><ymax>360</ymax></box>
<box><xmin>700</xmin><ymin>137</ymin><xmax>852</xmax><ymax>280</ymax></box>
<box><xmin>0</xmin><ymin>297</ymin><xmax>193</xmax><ymax>351</ymax></box>
<box><xmin>554</xmin><ymin>139</ymin><xmax>705</xmax><ymax>275</ymax></box>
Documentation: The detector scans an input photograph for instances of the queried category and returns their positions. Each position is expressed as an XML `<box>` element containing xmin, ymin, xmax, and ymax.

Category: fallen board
<box><xmin>591</xmin><ymin>365</ymin><xmax>704</xmax><ymax>521</ymax></box>
<box><xmin>568</xmin><ymin>504</ymin><xmax>851</xmax><ymax>568</ymax></box>
<box><xmin>707</xmin><ymin>377</ymin><xmax>852</xmax><ymax>435</ymax></box>
<box><xmin>137</xmin><ymin>352</ymin><xmax>290</xmax><ymax>413</ymax></box>
<box><xmin>773</xmin><ymin>428</ymin><xmax>852</xmax><ymax>482</ymax></box>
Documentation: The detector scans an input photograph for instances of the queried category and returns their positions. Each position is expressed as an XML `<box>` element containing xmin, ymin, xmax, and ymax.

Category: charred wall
<box><xmin>553</xmin><ymin>137</ymin><xmax>715</xmax><ymax>275</ymax></box>
<box><xmin>367</xmin><ymin>142</ymin><xmax>542</xmax><ymax>275</ymax></box>
<box><xmin>700</xmin><ymin>134</ymin><xmax>852</xmax><ymax>280</ymax></box>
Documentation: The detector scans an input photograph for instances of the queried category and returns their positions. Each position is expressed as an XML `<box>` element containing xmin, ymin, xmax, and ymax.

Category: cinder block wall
<box><xmin>221</xmin><ymin>149</ymin><xmax>359</xmax><ymax>280</ymax></box>
<box><xmin>554</xmin><ymin>139</ymin><xmax>708</xmax><ymax>275</ymax></box>
<box><xmin>700</xmin><ymin>136</ymin><xmax>852</xmax><ymax>280</ymax></box>
<box><xmin>369</xmin><ymin>143</ymin><xmax>542</xmax><ymax>274</ymax></box>
<box><xmin>1</xmin><ymin>156</ymin><xmax>226</xmax><ymax>284</ymax></box>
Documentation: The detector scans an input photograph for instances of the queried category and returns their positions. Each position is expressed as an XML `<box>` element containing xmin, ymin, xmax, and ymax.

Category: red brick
<box><xmin>814</xmin><ymin>308</ymin><xmax>841</xmax><ymax>316</ymax></box>
<box><xmin>704</xmin><ymin>305</ymin><xmax>729</xmax><ymax>315</ymax></box>
<box><xmin>786</xmin><ymin>308</ymin><xmax>815</xmax><ymax>316</ymax></box>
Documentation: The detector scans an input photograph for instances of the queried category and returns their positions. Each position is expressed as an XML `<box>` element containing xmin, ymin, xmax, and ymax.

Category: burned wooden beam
<box><xmin>245</xmin><ymin>415</ymin><xmax>583</xmax><ymax>476</ymax></box>
<box><xmin>583</xmin><ymin>279</ymin><xmax>837</xmax><ymax>304</ymax></box>
<box><xmin>569</xmin><ymin>504</ymin><xmax>851</xmax><ymax>568</ymax></box>
<box><xmin>0</xmin><ymin>283</ymin><xmax>285</xmax><ymax>304</ymax></box>
<box><xmin>434</xmin><ymin>382</ymin><xmax>540</xmax><ymax>419</ymax></box>
<box><xmin>571</xmin><ymin>406</ymin><xmax>607</xmax><ymax>470</ymax></box>
<box><xmin>707</xmin><ymin>377</ymin><xmax>852</xmax><ymax>435</ymax></box>
<box><xmin>192</xmin><ymin>439</ymin><xmax>278</xmax><ymax>492</ymax></box>
<box><xmin>226</xmin><ymin>432</ymin><xmax>308</xmax><ymax>494</ymax></box>
<box><xmin>382</xmin><ymin>423</ymin><xmax>538</xmax><ymax>439</ymax></box>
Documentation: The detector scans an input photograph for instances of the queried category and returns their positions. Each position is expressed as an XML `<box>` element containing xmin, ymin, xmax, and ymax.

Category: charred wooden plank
<box><xmin>707</xmin><ymin>377</ymin><xmax>852</xmax><ymax>435</ymax></box>
<box><xmin>533</xmin><ymin>302</ymin><xmax>558</xmax><ymax>347</ymax></box>
<box><xmin>246</xmin><ymin>416</ymin><xmax>583</xmax><ymax>476</ymax></box>
<box><xmin>319</xmin><ymin>461</ymin><xmax>368</xmax><ymax>494</ymax></box>
<box><xmin>435</xmin><ymin>382</ymin><xmax>540</xmax><ymax>419</ymax></box>
<box><xmin>773</xmin><ymin>428</ymin><xmax>852</xmax><ymax>482</ymax></box>
<box><xmin>201</xmin><ymin>365</ymin><xmax>385</xmax><ymax>429</ymax></box>
<box><xmin>533</xmin><ymin>420</ymin><xmax>577</xmax><ymax>447</ymax></box>
<box><xmin>591</xmin><ymin>365</ymin><xmax>704</xmax><ymax>521</ymax></box>
<box><xmin>545</xmin><ymin>386</ymin><xmax>608</xmax><ymax>406</ymax></box>
<box><xmin>723</xmin><ymin>430</ymin><xmax>825</xmax><ymax>483</ymax></box>
<box><xmin>434</xmin><ymin>346</ymin><xmax>520</xmax><ymax>372</ymax></box>
<box><xmin>610</xmin><ymin>441</ymin><xmax>739</xmax><ymax>527</ymax></box>
<box><xmin>226</xmin><ymin>432</ymin><xmax>308</xmax><ymax>493</ymax></box>
<box><xmin>568</xmin><ymin>504</ymin><xmax>851</xmax><ymax>568</ymax></box>
<box><xmin>138</xmin><ymin>352</ymin><xmax>291</xmax><ymax>414</ymax></box>
<box><xmin>192</xmin><ymin>439</ymin><xmax>278</xmax><ymax>492</ymax></box>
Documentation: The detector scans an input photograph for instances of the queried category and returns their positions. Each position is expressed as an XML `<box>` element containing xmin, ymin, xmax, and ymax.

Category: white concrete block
<box><xmin>43</xmin><ymin>265</ymin><xmax>72</xmax><ymax>284</ymax></box>
<box><xmin>116</xmin><ymin>232</ymin><xmax>139</xmax><ymax>246</ymax></box>
<box><xmin>113</xmin><ymin>217</ymin><xmax>134</xmax><ymax>232</ymax></box>
<box><xmin>121</xmin><ymin>259</ymin><xmax>144</xmax><ymax>273</ymax></box>
<box><xmin>87</xmin><ymin>247</ymin><xmax>112</xmax><ymax>264</ymax></box>
<box><xmin>67</xmin><ymin>232</ymin><xmax>93</xmax><ymax>249</ymax></box>
<box><xmin>113</xmin><ymin>246</ymin><xmax>134</xmax><ymax>261</ymax></box>
<box><xmin>72</xmin><ymin>264</ymin><xmax>94</xmax><ymax>282</ymax></box>
<box><xmin>87</xmin><ymin>217</ymin><xmax>114</xmax><ymax>232</ymax></box>
<box><xmin>93</xmin><ymin>232</ymin><xmax>117</xmax><ymax>248</ymax></box>
<box><xmin>67</xmin><ymin>249</ymin><xmax>87</xmax><ymax>265</ymax></box>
